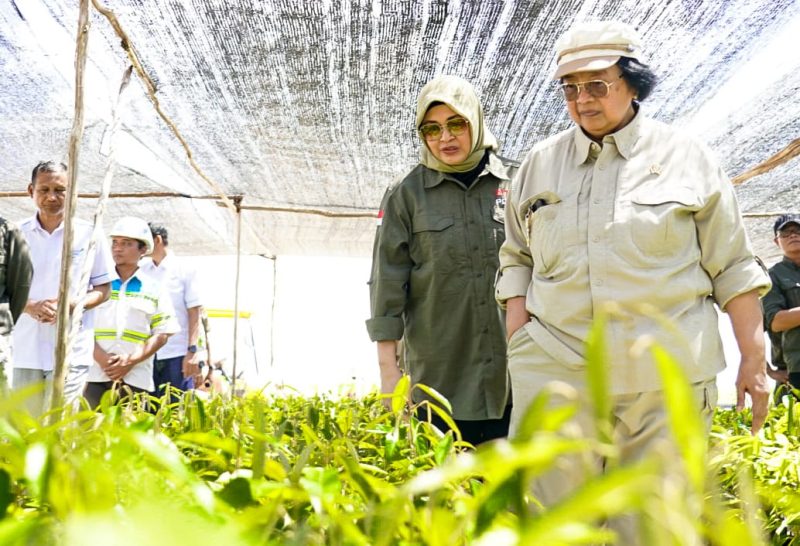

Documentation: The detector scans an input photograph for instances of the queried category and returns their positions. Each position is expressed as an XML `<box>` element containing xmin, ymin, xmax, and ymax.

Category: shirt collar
<box><xmin>781</xmin><ymin>256</ymin><xmax>800</xmax><ymax>271</ymax></box>
<box><xmin>156</xmin><ymin>252</ymin><xmax>173</xmax><ymax>267</ymax></box>
<box><xmin>142</xmin><ymin>252</ymin><xmax>172</xmax><ymax>269</ymax></box>
<box><xmin>31</xmin><ymin>214</ymin><xmax>64</xmax><ymax>234</ymax></box>
<box><xmin>607</xmin><ymin>108</ymin><xmax>641</xmax><ymax>160</ymax></box>
<box><xmin>572</xmin><ymin>105</ymin><xmax>642</xmax><ymax>166</ymax></box>
<box><xmin>485</xmin><ymin>152</ymin><xmax>513</xmax><ymax>181</ymax></box>
<box><xmin>423</xmin><ymin>168</ymin><xmax>447</xmax><ymax>189</ymax></box>
<box><xmin>573</xmin><ymin>129</ymin><xmax>595</xmax><ymax>166</ymax></box>
<box><xmin>114</xmin><ymin>267</ymin><xmax>144</xmax><ymax>289</ymax></box>
<box><xmin>423</xmin><ymin>152</ymin><xmax>508</xmax><ymax>188</ymax></box>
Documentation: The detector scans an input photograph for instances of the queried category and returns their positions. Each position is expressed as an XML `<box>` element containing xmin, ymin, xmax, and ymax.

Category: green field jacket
<box><xmin>366</xmin><ymin>152</ymin><xmax>518</xmax><ymax>420</ymax></box>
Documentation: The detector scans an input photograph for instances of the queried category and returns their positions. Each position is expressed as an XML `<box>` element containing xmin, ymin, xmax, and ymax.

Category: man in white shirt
<box><xmin>86</xmin><ymin>217</ymin><xmax>178</xmax><ymax>408</ymax></box>
<box><xmin>12</xmin><ymin>161</ymin><xmax>115</xmax><ymax>415</ymax></box>
<box><xmin>139</xmin><ymin>222</ymin><xmax>203</xmax><ymax>400</ymax></box>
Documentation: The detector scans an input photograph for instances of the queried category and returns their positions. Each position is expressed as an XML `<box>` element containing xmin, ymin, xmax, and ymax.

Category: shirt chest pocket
<box><xmin>127</xmin><ymin>295</ymin><xmax>158</xmax><ymax>320</ymax></box>
<box><xmin>779</xmin><ymin>279</ymin><xmax>800</xmax><ymax>308</ymax></box>
<box><xmin>410</xmin><ymin>215</ymin><xmax>462</xmax><ymax>272</ymax></box>
<box><xmin>625</xmin><ymin>188</ymin><xmax>701</xmax><ymax>261</ymax></box>
<box><xmin>68</xmin><ymin>247</ymin><xmax>89</xmax><ymax>284</ymax></box>
<box><xmin>520</xmin><ymin>192</ymin><xmax>578</xmax><ymax>276</ymax></box>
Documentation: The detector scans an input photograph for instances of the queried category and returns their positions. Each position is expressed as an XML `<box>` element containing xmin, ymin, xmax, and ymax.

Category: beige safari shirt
<box><xmin>496</xmin><ymin>113</ymin><xmax>769</xmax><ymax>394</ymax></box>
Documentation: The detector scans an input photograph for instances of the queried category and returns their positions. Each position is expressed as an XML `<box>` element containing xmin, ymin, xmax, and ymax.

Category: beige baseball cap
<box><xmin>553</xmin><ymin>21</ymin><xmax>644</xmax><ymax>79</ymax></box>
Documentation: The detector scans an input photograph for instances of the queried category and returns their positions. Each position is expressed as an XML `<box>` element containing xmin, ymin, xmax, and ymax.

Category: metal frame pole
<box><xmin>230</xmin><ymin>196</ymin><xmax>243</xmax><ymax>397</ymax></box>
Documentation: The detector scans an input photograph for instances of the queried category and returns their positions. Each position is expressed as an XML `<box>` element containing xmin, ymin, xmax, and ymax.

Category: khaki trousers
<box><xmin>0</xmin><ymin>333</ymin><xmax>11</xmax><ymax>394</ymax></box>
<box><xmin>507</xmin><ymin>323</ymin><xmax>717</xmax><ymax>545</ymax></box>
<box><xmin>11</xmin><ymin>363</ymin><xmax>89</xmax><ymax>416</ymax></box>
<box><xmin>11</xmin><ymin>368</ymin><xmax>54</xmax><ymax>416</ymax></box>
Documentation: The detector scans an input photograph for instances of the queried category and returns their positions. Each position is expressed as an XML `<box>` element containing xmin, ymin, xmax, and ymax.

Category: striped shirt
<box><xmin>88</xmin><ymin>268</ymin><xmax>179</xmax><ymax>391</ymax></box>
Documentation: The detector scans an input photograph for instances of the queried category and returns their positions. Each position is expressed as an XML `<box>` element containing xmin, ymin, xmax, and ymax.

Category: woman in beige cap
<box><xmin>496</xmin><ymin>19</ymin><xmax>770</xmax><ymax>541</ymax></box>
<box><xmin>366</xmin><ymin>75</ymin><xmax>518</xmax><ymax>446</ymax></box>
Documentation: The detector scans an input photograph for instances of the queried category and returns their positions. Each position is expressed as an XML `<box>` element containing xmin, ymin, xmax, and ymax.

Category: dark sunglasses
<box><xmin>418</xmin><ymin>117</ymin><xmax>469</xmax><ymax>141</ymax></box>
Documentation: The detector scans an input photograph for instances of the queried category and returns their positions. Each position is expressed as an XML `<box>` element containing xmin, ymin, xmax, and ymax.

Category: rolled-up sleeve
<box><xmin>6</xmin><ymin>223</ymin><xmax>33</xmax><ymax>323</ymax></box>
<box><xmin>91</xmin><ymin>228</ymin><xmax>116</xmax><ymax>287</ymax></box>
<box><xmin>152</xmin><ymin>285</ymin><xmax>180</xmax><ymax>336</ymax></box>
<box><xmin>366</xmin><ymin>187</ymin><xmax>411</xmax><ymax>342</ymax></box>
<box><xmin>762</xmin><ymin>269</ymin><xmax>787</xmax><ymax>330</ymax></box>
<box><xmin>495</xmin><ymin>158</ymin><xmax>533</xmax><ymax>308</ymax></box>
<box><xmin>694</xmin><ymin>162</ymin><xmax>771</xmax><ymax>310</ymax></box>
<box><xmin>183</xmin><ymin>265</ymin><xmax>203</xmax><ymax>309</ymax></box>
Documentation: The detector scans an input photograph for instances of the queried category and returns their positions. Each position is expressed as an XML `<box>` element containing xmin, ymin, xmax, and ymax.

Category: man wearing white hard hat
<box><xmin>496</xmin><ymin>20</ymin><xmax>770</xmax><ymax>542</ymax></box>
<box><xmin>84</xmin><ymin>216</ymin><xmax>179</xmax><ymax>408</ymax></box>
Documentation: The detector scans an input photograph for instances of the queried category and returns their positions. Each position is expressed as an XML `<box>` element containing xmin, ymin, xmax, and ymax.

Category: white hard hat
<box><xmin>110</xmin><ymin>216</ymin><xmax>154</xmax><ymax>254</ymax></box>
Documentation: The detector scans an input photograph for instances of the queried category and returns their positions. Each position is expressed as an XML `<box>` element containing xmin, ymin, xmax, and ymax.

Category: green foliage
<box><xmin>713</xmin><ymin>396</ymin><xmax>800</xmax><ymax>545</ymax></box>
<box><xmin>0</xmin><ymin>343</ymin><xmax>798</xmax><ymax>544</ymax></box>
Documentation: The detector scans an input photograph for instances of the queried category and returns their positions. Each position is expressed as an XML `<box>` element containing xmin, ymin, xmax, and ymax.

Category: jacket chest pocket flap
<box><xmin>410</xmin><ymin>215</ymin><xmax>458</xmax><ymax>267</ymax></box>
<box><xmin>628</xmin><ymin>187</ymin><xmax>701</xmax><ymax>257</ymax></box>
<box><xmin>128</xmin><ymin>295</ymin><xmax>158</xmax><ymax>317</ymax></box>
<box><xmin>518</xmin><ymin>192</ymin><xmax>566</xmax><ymax>273</ymax></box>
<box><xmin>780</xmin><ymin>279</ymin><xmax>800</xmax><ymax>308</ymax></box>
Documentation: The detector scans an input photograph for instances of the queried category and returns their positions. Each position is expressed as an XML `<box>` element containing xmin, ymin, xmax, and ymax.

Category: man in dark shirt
<box><xmin>762</xmin><ymin>214</ymin><xmax>800</xmax><ymax>389</ymax></box>
<box><xmin>0</xmin><ymin>217</ymin><xmax>34</xmax><ymax>390</ymax></box>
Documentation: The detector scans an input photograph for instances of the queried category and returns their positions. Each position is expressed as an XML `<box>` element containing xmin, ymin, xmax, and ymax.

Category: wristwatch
<box><xmin>187</xmin><ymin>345</ymin><xmax>198</xmax><ymax>353</ymax></box>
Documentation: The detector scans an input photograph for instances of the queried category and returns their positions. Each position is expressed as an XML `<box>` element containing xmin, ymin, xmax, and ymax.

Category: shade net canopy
<box><xmin>1</xmin><ymin>0</ymin><xmax>799</xmax><ymax>262</ymax></box>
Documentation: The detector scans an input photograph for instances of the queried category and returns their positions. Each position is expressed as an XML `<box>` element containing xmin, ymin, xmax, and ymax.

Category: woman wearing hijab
<box><xmin>366</xmin><ymin>75</ymin><xmax>518</xmax><ymax>446</ymax></box>
<box><xmin>496</xmin><ymin>20</ymin><xmax>770</xmax><ymax>542</ymax></box>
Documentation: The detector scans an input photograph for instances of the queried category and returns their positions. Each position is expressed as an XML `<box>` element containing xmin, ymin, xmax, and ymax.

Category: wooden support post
<box><xmin>50</xmin><ymin>0</ymin><xmax>90</xmax><ymax>419</ymax></box>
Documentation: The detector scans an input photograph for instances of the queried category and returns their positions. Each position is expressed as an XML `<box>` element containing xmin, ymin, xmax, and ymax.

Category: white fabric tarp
<box><xmin>1</xmin><ymin>0</ymin><xmax>798</xmax><ymax>260</ymax></box>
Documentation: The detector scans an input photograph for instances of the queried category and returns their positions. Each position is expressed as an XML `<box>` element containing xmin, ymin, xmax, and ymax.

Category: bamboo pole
<box><xmin>1</xmin><ymin>190</ymin><xmax>380</xmax><ymax>219</ymax></box>
<box><xmin>741</xmin><ymin>211</ymin><xmax>800</xmax><ymax>218</ymax></box>
<box><xmin>50</xmin><ymin>0</ymin><xmax>90</xmax><ymax>418</ymax></box>
<box><xmin>231</xmin><ymin>196</ymin><xmax>243</xmax><ymax>397</ymax></box>
<box><xmin>237</xmin><ymin>204</ymin><xmax>378</xmax><ymax>219</ymax></box>
<box><xmin>0</xmin><ymin>191</ymin><xmax>191</xmax><ymax>199</ymax></box>
<box><xmin>59</xmin><ymin>66</ymin><xmax>134</xmax><ymax>414</ymax></box>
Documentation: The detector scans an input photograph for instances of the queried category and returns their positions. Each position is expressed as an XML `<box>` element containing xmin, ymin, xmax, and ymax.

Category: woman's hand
<box><xmin>767</xmin><ymin>366</ymin><xmax>789</xmax><ymax>385</ymax></box>
<box><xmin>505</xmin><ymin>296</ymin><xmax>530</xmax><ymax>341</ymax></box>
<box><xmin>377</xmin><ymin>340</ymin><xmax>403</xmax><ymax>409</ymax></box>
<box><xmin>727</xmin><ymin>290</ymin><xmax>770</xmax><ymax>434</ymax></box>
<box><xmin>735</xmin><ymin>354</ymin><xmax>770</xmax><ymax>433</ymax></box>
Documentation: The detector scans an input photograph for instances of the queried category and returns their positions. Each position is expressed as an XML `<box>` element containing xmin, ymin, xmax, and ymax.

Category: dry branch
<box><xmin>732</xmin><ymin>137</ymin><xmax>800</xmax><ymax>185</ymax></box>
<box><xmin>90</xmin><ymin>0</ymin><xmax>236</xmax><ymax>214</ymax></box>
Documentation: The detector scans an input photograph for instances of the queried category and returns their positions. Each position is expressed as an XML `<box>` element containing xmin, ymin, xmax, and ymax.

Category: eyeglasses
<box><xmin>559</xmin><ymin>75</ymin><xmax>623</xmax><ymax>101</ymax></box>
<box><xmin>418</xmin><ymin>117</ymin><xmax>470</xmax><ymax>141</ymax></box>
<box><xmin>778</xmin><ymin>227</ymin><xmax>800</xmax><ymax>239</ymax></box>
